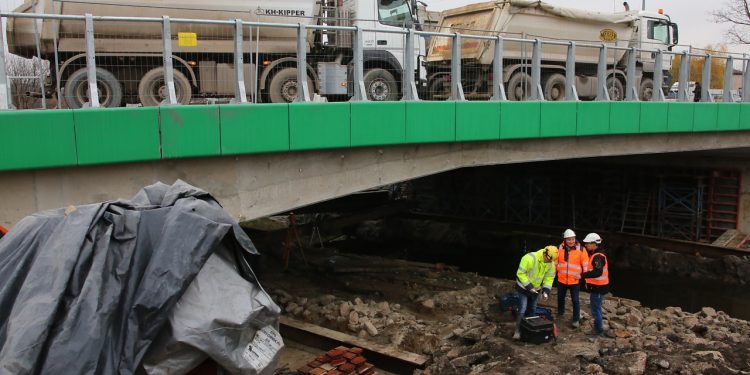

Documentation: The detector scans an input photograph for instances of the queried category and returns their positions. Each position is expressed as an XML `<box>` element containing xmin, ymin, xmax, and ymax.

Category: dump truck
<box><xmin>425</xmin><ymin>0</ymin><xmax>679</xmax><ymax>101</ymax></box>
<box><xmin>6</xmin><ymin>0</ymin><xmax>425</xmax><ymax>107</ymax></box>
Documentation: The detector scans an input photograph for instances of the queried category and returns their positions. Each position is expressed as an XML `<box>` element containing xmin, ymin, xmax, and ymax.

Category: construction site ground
<box><xmin>263</xmin><ymin>247</ymin><xmax>750</xmax><ymax>375</ymax></box>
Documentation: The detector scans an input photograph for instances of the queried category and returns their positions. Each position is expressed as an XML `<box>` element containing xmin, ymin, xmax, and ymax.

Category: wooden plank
<box><xmin>712</xmin><ymin>229</ymin><xmax>738</xmax><ymax>247</ymax></box>
<box><xmin>279</xmin><ymin>316</ymin><xmax>427</xmax><ymax>372</ymax></box>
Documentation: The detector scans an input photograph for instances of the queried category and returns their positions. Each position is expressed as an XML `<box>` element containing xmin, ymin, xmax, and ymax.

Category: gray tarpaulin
<box><xmin>0</xmin><ymin>180</ymin><xmax>281</xmax><ymax>375</ymax></box>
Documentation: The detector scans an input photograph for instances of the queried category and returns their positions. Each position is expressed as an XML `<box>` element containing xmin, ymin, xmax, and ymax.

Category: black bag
<box><xmin>520</xmin><ymin>316</ymin><xmax>557</xmax><ymax>344</ymax></box>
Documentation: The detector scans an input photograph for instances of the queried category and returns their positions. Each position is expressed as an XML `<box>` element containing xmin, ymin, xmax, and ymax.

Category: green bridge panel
<box><xmin>406</xmin><ymin>101</ymin><xmax>456</xmax><ymax>143</ymax></box>
<box><xmin>667</xmin><ymin>102</ymin><xmax>695</xmax><ymax>132</ymax></box>
<box><xmin>220</xmin><ymin>104</ymin><xmax>290</xmax><ymax>155</ymax></box>
<box><xmin>456</xmin><ymin>101</ymin><xmax>501</xmax><ymax>141</ymax></box>
<box><xmin>290</xmin><ymin>102</ymin><xmax>351</xmax><ymax>150</ymax></box>
<box><xmin>693</xmin><ymin>103</ymin><xmax>719</xmax><ymax>132</ymax></box>
<box><xmin>741</xmin><ymin>104</ymin><xmax>750</xmax><ymax>130</ymax></box>
<box><xmin>640</xmin><ymin>102</ymin><xmax>669</xmax><ymax>133</ymax></box>
<box><xmin>0</xmin><ymin>110</ymin><xmax>77</xmax><ymax>171</ymax></box>
<box><xmin>717</xmin><ymin>104</ymin><xmax>741</xmax><ymax>131</ymax></box>
<box><xmin>577</xmin><ymin>102</ymin><xmax>610</xmax><ymax>136</ymax></box>
<box><xmin>74</xmin><ymin>107</ymin><xmax>161</xmax><ymax>165</ymax></box>
<box><xmin>610</xmin><ymin>102</ymin><xmax>640</xmax><ymax>134</ymax></box>
<box><xmin>4</xmin><ymin>101</ymin><xmax>750</xmax><ymax>173</ymax></box>
<box><xmin>540</xmin><ymin>102</ymin><xmax>577</xmax><ymax>138</ymax></box>
<box><xmin>161</xmin><ymin>105</ymin><xmax>221</xmax><ymax>158</ymax></box>
<box><xmin>501</xmin><ymin>102</ymin><xmax>540</xmax><ymax>139</ymax></box>
<box><xmin>351</xmin><ymin>102</ymin><xmax>406</xmax><ymax>146</ymax></box>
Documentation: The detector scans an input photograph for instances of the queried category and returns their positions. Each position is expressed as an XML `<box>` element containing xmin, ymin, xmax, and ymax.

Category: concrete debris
<box><xmin>267</xmin><ymin>253</ymin><xmax>750</xmax><ymax>375</ymax></box>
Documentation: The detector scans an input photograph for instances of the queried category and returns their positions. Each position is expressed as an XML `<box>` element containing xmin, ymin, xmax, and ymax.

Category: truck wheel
<box><xmin>364</xmin><ymin>68</ymin><xmax>399</xmax><ymax>101</ymax></box>
<box><xmin>63</xmin><ymin>67</ymin><xmax>123</xmax><ymax>108</ymax></box>
<box><xmin>507</xmin><ymin>72</ymin><xmax>532</xmax><ymax>101</ymax></box>
<box><xmin>639</xmin><ymin>78</ymin><xmax>654</xmax><ymax>101</ymax></box>
<box><xmin>606</xmin><ymin>77</ymin><xmax>624</xmax><ymax>101</ymax></box>
<box><xmin>542</xmin><ymin>73</ymin><xmax>566</xmax><ymax>101</ymax></box>
<box><xmin>268</xmin><ymin>67</ymin><xmax>314</xmax><ymax>103</ymax></box>
<box><xmin>427</xmin><ymin>76</ymin><xmax>451</xmax><ymax>100</ymax></box>
<box><xmin>138</xmin><ymin>68</ymin><xmax>192</xmax><ymax>107</ymax></box>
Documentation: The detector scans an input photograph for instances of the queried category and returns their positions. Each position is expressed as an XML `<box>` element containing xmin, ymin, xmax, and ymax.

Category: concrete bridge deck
<box><xmin>2</xmin><ymin>101</ymin><xmax>750</xmax><ymax>226</ymax></box>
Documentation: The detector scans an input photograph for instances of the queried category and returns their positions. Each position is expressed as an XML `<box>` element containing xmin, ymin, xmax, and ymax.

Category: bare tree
<box><xmin>4</xmin><ymin>52</ymin><xmax>50</xmax><ymax>109</ymax></box>
<box><xmin>713</xmin><ymin>0</ymin><xmax>750</xmax><ymax>44</ymax></box>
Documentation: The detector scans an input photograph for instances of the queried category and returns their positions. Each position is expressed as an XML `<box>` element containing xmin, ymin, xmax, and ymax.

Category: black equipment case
<box><xmin>520</xmin><ymin>316</ymin><xmax>556</xmax><ymax>344</ymax></box>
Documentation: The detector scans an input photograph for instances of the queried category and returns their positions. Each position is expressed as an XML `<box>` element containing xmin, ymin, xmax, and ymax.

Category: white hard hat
<box><xmin>583</xmin><ymin>233</ymin><xmax>602</xmax><ymax>244</ymax></box>
<box><xmin>563</xmin><ymin>229</ymin><xmax>576</xmax><ymax>238</ymax></box>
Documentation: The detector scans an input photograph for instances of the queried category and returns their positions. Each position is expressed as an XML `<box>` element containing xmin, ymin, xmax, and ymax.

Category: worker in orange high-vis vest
<box><xmin>556</xmin><ymin>229</ymin><xmax>589</xmax><ymax>328</ymax></box>
<box><xmin>581</xmin><ymin>233</ymin><xmax>609</xmax><ymax>336</ymax></box>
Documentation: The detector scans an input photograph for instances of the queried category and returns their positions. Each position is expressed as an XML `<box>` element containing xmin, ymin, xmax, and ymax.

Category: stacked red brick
<box><xmin>297</xmin><ymin>346</ymin><xmax>377</xmax><ymax>375</ymax></box>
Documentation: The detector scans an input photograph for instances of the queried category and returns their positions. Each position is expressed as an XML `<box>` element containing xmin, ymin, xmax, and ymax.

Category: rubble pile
<box><xmin>268</xmin><ymin>257</ymin><xmax>750</xmax><ymax>375</ymax></box>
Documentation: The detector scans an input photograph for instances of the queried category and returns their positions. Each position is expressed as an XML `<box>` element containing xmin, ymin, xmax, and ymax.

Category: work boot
<box><xmin>571</xmin><ymin>320</ymin><xmax>580</xmax><ymax>328</ymax></box>
<box><xmin>513</xmin><ymin>330</ymin><xmax>521</xmax><ymax>340</ymax></box>
<box><xmin>586</xmin><ymin>329</ymin><xmax>603</xmax><ymax>337</ymax></box>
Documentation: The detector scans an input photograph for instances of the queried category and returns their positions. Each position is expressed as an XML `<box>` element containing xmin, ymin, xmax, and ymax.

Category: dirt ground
<box><xmin>261</xmin><ymin>247</ymin><xmax>750</xmax><ymax>375</ymax></box>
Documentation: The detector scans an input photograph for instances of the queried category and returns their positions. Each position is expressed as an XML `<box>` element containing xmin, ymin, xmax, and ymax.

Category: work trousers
<box><xmin>557</xmin><ymin>283</ymin><xmax>581</xmax><ymax>322</ymax></box>
<box><xmin>590</xmin><ymin>292</ymin><xmax>605</xmax><ymax>333</ymax></box>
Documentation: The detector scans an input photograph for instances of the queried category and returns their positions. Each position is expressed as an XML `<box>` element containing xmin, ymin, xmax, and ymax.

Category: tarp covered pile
<box><xmin>0</xmin><ymin>180</ymin><xmax>282</xmax><ymax>375</ymax></box>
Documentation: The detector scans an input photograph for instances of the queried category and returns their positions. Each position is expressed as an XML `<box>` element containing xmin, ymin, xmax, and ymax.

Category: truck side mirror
<box><xmin>670</xmin><ymin>22</ymin><xmax>678</xmax><ymax>45</ymax></box>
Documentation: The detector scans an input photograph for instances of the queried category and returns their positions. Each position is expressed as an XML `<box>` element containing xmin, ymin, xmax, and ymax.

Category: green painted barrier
<box><xmin>577</xmin><ymin>102</ymin><xmax>610</xmax><ymax>136</ymax></box>
<box><xmin>610</xmin><ymin>102</ymin><xmax>640</xmax><ymax>134</ymax></box>
<box><xmin>667</xmin><ymin>102</ymin><xmax>695</xmax><ymax>132</ymax></box>
<box><xmin>717</xmin><ymin>104</ymin><xmax>741</xmax><ymax>131</ymax></box>
<box><xmin>221</xmin><ymin>104</ymin><xmax>290</xmax><ymax>154</ymax></box>
<box><xmin>0</xmin><ymin>110</ymin><xmax>77</xmax><ymax>170</ymax></box>
<box><xmin>290</xmin><ymin>102</ymin><xmax>351</xmax><ymax>150</ymax></box>
<box><xmin>501</xmin><ymin>102</ymin><xmax>540</xmax><ymax>139</ymax></box>
<box><xmin>161</xmin><ymin>105</ymin><xmax>221</xmax><ymax>158</ymax></box>
<box><xmin>406</xmin><ymin>101</ymin><xmax>456</xmax><ymax>143</ymax></box>
<box><xmin>540</xmin><ymin>102</ymin><xmax>576</xmax><ymax>137</ymax></box>
<box><xmin>639</xmin><ymin>102</ymin><xmax>669</xmax><ymax>133</ymax></box>
<box><xmin>456</xmin><ymin>101</ymin><xmax>501</xmax><ymax>141</ymax></box>
<box><xmin>692</xmin><ymin>103</ymin><xmax>719</xmax><ymax>132</ymax></box>
<box><xmin>74</xmin><ymin>107</ymin><xmax>161</xmax><ymax>165</ymax></box>
<box><xmin>351</xmin><ymin>101</ymin><xmax>406</xmax><ymax>146</ymax></box>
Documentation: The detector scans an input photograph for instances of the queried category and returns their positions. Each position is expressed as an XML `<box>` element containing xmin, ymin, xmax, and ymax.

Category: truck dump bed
<box><xmin>8</xmin><ymin>0</ymin><xmax>316</xmax><ymax>54</ymax></box>
<box><xmin>426</xmin><ymin>0</ymin><xmax>637</xmax><ymax>65</ymax></box>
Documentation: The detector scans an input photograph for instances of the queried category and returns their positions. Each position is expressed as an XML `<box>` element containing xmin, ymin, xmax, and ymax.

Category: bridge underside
<box><xmin>4</xmin><ymin>131</ymin><xmax>750</xmax><ymax>228</ymax></box>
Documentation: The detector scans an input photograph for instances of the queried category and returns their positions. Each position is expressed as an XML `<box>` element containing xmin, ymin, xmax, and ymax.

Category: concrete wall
<box><xmin>4</xmin><ymin>131</ymin><xmax>750</xmax><ymax>228</ymax></box>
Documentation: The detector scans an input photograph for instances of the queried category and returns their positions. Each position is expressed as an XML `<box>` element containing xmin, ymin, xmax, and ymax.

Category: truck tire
<box><xmin>542</xmin><ymin>73</ymin><xmax>566</xmax><ymax>101</ymax></box>
<box><xmin>639</xmin><ymin>78</ymin><xmax>654</xmax><ymax>101</ymax></box>
<box><xmin>427</xmin><ymin>75</ymin><xmax>451</xmax><ymax>100</ymax></box>
<box><xmin>507</xmin><ymin>72</ymin><xmax>532</xmax><ymax>101</ymax></box>
<box><xmin>138</xmin><ymin>68</ymin><xmax>192</xmax><ymax>107</ymax></box>
<box><xmin>63</xmin><ymin>67</ymin><xmax>123</xmax><ymax>109</ymax></box>
<box><xmin>268</xmin><ymin>67</ymin><xmax>314</xmax><ymax>103</ymax></box>
<box><xmin>606</xmin><ymin>77</ymin><xmax>624</xmax><ymax>101</ymax></box>
<box><xmin>364</xmin><ymin>68</ymin><xmax>399</xmax><ymax>101</ymax></box>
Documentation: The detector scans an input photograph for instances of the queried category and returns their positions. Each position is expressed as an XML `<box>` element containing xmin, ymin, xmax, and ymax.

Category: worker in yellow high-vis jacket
<box><xmin>513</xmin><ymin>245</ymin><xmax>558</xmax><ymax>340</ymax></box>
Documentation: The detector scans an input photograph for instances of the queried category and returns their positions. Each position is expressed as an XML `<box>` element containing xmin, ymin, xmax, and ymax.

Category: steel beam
<box><xmin>295</xmin><ymin>23</ymin><xmax>310</xmax><ymax>102</ymax></box>
<box><xmin>530</xmin><ymin>39</ymin><xmax>544</xmax><ymax>100</ymax></box>
<box><xmin>596</xmin><ymin>44</ymin><xmax>610</xmax><ymax>101</ymax></box>
<box><xmin>162</xmin><ymin>16</ymin><xmax>178</xmax><ymax>105</ymax></box>
<box><xmin>490</xmin><ymin>35</ymin><xmax>506</xmax><ymax>101</ymax></box>
<box><xmin>84</xmin><ymin>13</ymin><xmax>99</xmax><ymax>108</ymax></box>
<box><xmin>565</xmin><ymin>42</ymin><xmax>578</xmax><ymax>101</ymax></box>
<box><xmin>350</xmin><ymin>25</ymin><xmax>368</xmax><ymax>101</ymax></box>
<box><xmin>450</xmin><ymin>33</ymin><xmax>465</xmax><ymax>101</ymax></box>
<box><xmin>233</xmin><ymin>18</ymin><xmax>248</xmax><ymax>104</ymax></box>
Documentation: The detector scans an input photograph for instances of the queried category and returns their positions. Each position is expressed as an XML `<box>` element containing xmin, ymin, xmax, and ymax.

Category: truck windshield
<box><xmin>647</xmin><ymin>20</ymin><xmax>669</xmax><ymax>44</ymax></box>
<box><xmin>378</xmin><ymin>0</ymin><xmax>414</xmax><ymax>27</ymax></box>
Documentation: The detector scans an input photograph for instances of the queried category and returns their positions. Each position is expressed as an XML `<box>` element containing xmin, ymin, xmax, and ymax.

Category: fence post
<box><xmin>296</xmin><ymin>23</ymin><xmax>310</xmax><ymax>102</ymax></box>
<box><xmin>677</xmin><ymin>51</ymin><xmax>689</xmax><ymax>102</ymax></box>
<box><xmin>596</xmin><ymin>44</ymin><xmax>610</xmax><ymax>101</ymax></box>
<box><xmin>565</xmin><ymin>41</ymin><xmax>578</xmax><ymax>101</ymax></box>
<box><xmin>401</xmin><ymin>28</ymin><xmax>419</xmax><ymax>101</ymax></box>
<box><xmin>450</xmin><ymin>32</ymin><xmax>465</xmax><ymax>100</ymax></box>
<box><xmin>350</xmin><ymin>25</ymin><xmax>368</xmax><ymax>101</ymax></box>
<box><xmin>232</xmin><ymin>18</ymin><xmax>248</xmax><ymax>104</ymax></box>
<box><xmin>0</xmin><ymin>16</ymin><xmax>12</xmax><ymax>110</ymax></box>
<box><xmin>724</xmin><ymin>55</ymin><xmax>733</xmax><ymax>102</ymax></box>
<box><xmin>652</xmin><ymin>49</ymin><xmax>665</xmax><ymax>101</ymax></box>
<box><xmin>31</xmin><ymin>12</ymin><xmax>47</xmax><ymax>109</ymax></box>
<box><xmin>701</xmin><ymin>54</ymin><xmax>713</xmax><ymax>102</ymax></box>
<box><xmin>530</xmin><ymin>38</ymin><xmax>543</xmax><ymax>100</ymax></box>
<box><xmin>490</xmin><ymin>35</ymin><xmax>506</xmax><ymax>101</ymax></box>
<box><xmin>161</xmin><ymin>16</ymin><xmax>178</xmax><ymax>105</ymax></box>
<box><xmin>84</xmin><ymin>13</ymin><xmax>99</xmax><ymax>108</ymax></box>
<box><xmin>625</xmin><ymin>48</ymin><xmax>638</xmax><ymax>101</ymax></box>
<box><xmin>744</xmin><ymin>56</ymin><xmax>750</xmax><ymax>102</ymax></box>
